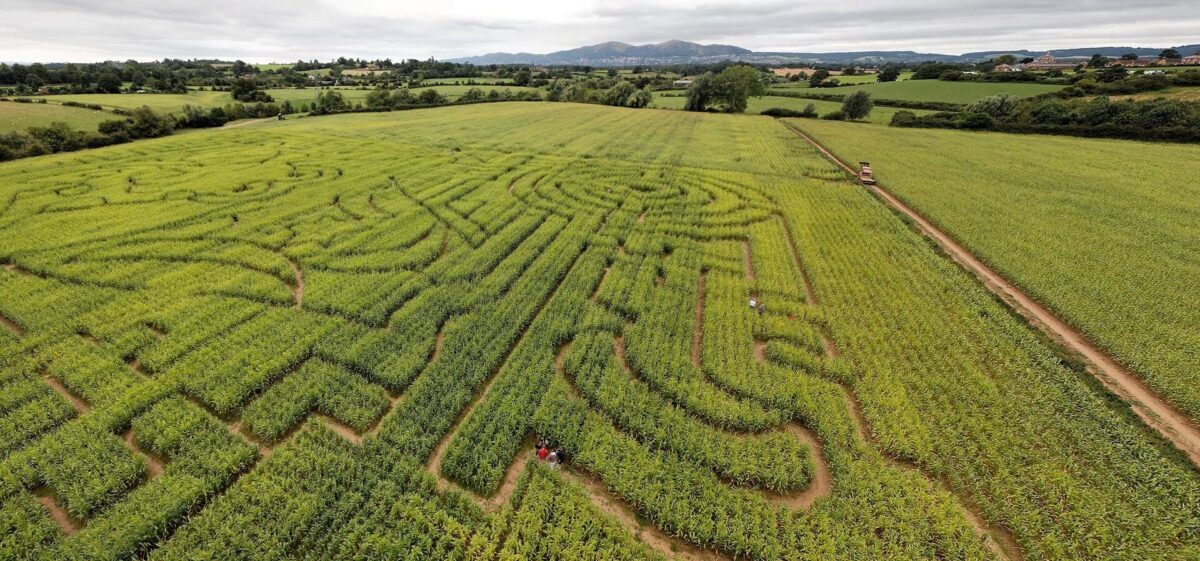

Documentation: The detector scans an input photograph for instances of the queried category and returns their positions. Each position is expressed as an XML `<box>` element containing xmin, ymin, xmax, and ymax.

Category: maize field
<box><xmin>0</xmin><ymin>103</ymin><xmax>1196</xmax><ymax>560</ymax></box>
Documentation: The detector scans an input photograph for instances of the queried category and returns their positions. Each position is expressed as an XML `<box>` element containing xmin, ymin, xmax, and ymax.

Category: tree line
<box><xmin>890</xmin><ymin>93</ymin><xmax>1200</xmax><ymax>142</ymax></box>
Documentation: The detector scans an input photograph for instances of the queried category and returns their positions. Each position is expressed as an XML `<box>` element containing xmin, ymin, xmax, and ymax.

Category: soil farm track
<box><xmin>0</xmin><ymin>102</ymin><xmax>1197</xmax><ymax>561</ymax></box>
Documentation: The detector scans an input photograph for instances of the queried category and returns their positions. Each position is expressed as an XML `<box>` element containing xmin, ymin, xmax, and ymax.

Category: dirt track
<box><xmin>43</xmin><ymin>376</ymin><xmax>89</xmax><ymax>414</ymax></box>
<box><xmin>561</xmin><ymin>468</ymin><xmax>729</xmax><ymax>561</ymax></box>
<box><xmin>287</xmin><ymin>258</ymin><xmax>304</xmax><ymax>309</ymax></box>
<box><xmin>784</xmin><ymin>122</ymin><xmax>1200</xmax><ymax>470</ymax></box>
<box><xmin>692</xmin><ymin>272</ymin><xmax>706</xmax><ymax>368</ymax></box>
<box><xmin>35</xmin><ymin>488</ymin><xmax>80</xmax><ymax>535</ymax></box>
<box><xmin>0</xmin><ymin>314</ymin><xmax>22</xmax><ymax>337</ymax></box>
<box><xmin>741</xmin><ymin>240</ymin><xmax>756</xmax><ymax>282</ymax></box>
<box><xmin>221</xmin><ymin>117</ymin><xmax>275</xmax><ymax>130</ymax></box>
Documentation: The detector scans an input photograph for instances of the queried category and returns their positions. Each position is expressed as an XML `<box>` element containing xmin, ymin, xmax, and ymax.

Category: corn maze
<box><xmin>1</xmin><ymin>103</ymin><xmax>1197</xmax><ymax>561</ymax></box>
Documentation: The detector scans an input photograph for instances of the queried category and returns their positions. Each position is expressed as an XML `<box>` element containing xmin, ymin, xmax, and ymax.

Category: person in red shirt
<box><xmin>537</xmin><ymin>445</ymin><xmax>550</xmax><ymax>460</ymax></box>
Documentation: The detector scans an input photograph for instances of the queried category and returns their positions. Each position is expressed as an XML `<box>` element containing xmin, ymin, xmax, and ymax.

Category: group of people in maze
<box><xmin>534</xmin><ymin>436</ymin><xmax>568</xmax><ymax>468</ymax></box>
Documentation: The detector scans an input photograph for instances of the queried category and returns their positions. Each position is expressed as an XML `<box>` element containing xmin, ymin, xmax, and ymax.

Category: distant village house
<box><xmin>770</xmin><ymin>67</ymin><xmax>843</xmax><ymax>78</ymax></box>
<box><xmin>1108</xmin><ymin>54</ymin><xmax>1199</xmax><ymax>68</ymax></box>
<box><xmin>1024</xmin><ymin>53</ymin><xmax>1076</xmax><ymax>71</ymax></box>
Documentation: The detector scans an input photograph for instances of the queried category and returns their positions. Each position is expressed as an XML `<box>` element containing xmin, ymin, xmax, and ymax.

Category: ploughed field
<box><xmin>0</xmin><ymin>103</ymin><xmax>1197</xmax><ymax>561</ymax></box>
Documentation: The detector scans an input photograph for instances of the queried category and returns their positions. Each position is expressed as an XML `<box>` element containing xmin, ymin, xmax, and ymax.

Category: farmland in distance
<box><xmin>777</xmin><ymin>80</ymin><xmax>1067</xmax><ymax>104</ymax></box>
<box><xmin>14</xmin><ymin>84</ymin><xmax>540</xmax><ymax>115</ymax></box>
<box><xmin>0</xmin><ymin>101</ymin><xmax>115</xmax><ymax>134</ymax></box>
<box><xmin>0</xmin><ymin>103</ymin><xmax>1197</xmax><ymax>561</ymax></box>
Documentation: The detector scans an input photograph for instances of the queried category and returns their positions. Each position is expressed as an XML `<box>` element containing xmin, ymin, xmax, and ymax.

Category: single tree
<box><xmin>416</xmin><ymin>88</ymin><xmax>446</xmax><ymax>105</ymax></box>
<box><xmin>1160</xmin><ymin>48</ymin><xmax>1181</xmax><ymax>60</ymax></box>
<box><xmin>365</xmin><ymin>87</ymin><xmax>394</xmax><ymax>108</ymax></box>
<box><xmin>808</xmin><ymin>69</ymin><xmax>830</xmax><ymax>88</ymax></box>
<box><xmin>626</xmin><ymin>89</ymin><xmax>653</xmax><ymax>108</ymax></box>
<box><xmin>841</xmin><ymin>91</ymin><xmax>873</xmax><ymax>120</ymax></box>
<box><xmin>711</xmin><ymin>65</ymin><xmax>767</xmax><ymax>113</ymax></box>
<box><xmin>995</xmin><ymin>54</ymin><xmax>1018</xmax><ymax>65</ymax></box>
<box><xmin>96</xmin><ymin>72</ymin><xmax>122</xmax><ymax>93</ymax></box>
<box><xmin>604</xmin><ymin>81</ymin><xmax>637</xmax><ymax>106</ymax></box>
<box><xmin>1121</xmin><ymin>53</ymin><xmax>1140</xmax><ymax>60</ymax></box>
<box><xmin>877</xmin><ymin>66</ymin><xmax>901</xmax><ymax>82</ymax></box>
<box><xmin>1099</xmin><ymin>66</ymin><xmax>1127</xmax><ymax>82</ymax></box>
<box><xmin>315</xmin><ymin>90</ymin><xmax>347</xmax><ymax>113</ymax></box>
<box><xmin>458</xmin><ymin>87</ymin><xmax>485</xmax><ymax>102</ymax></box>
<box><xmin>683</xmin><ymin>72</ymin><xmax>714</xmax><ymax>112</ymax></box>
<box><xmin>912</xmin><ymin>63</ymin><xmax>952</xmax><ymax>79</ymax></box>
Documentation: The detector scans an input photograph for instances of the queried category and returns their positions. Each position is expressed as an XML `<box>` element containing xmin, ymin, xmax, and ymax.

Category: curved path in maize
<box><xmin>782</xmin><ymin>121</ymin><xmax>1200</xmax><ymax>471</ymax></box>
<box><xmin>774</xmin><ymin>209</ymin><xmax>1024</xmax><ymax>561</ymax></box>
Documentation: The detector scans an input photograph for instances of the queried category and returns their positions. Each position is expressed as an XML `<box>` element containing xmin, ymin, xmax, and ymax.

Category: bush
<box><xmin>98</xmin><ymin>106</ymin><xmax>175</xmax><ymax>139</ymax></box>
<box><xmin>842</xmin><ymin>91</ymin><xmax>873</xmax><ymax>120</ymax></box>
<box><xmin>821</xmin><ymin>111</ymin><xmax>845</xmax><ymax>120</ymax></box>
<box><xmin>890</xmin><ymin>110</ymin><xmax>918</xmax><ymax>126</ymax></box>
<box><xmin>177</xmin><ymin>104</ymin><xmax>230</xmax><ymax>128</ymax></box>
<box><xmin>760</xmin><ymin>108</ymin><xmax>806</xmax><ymax>118</ymax></box>
<box><xmin>967</xmin><ymin>94</ymin><xmax>1019</xmax><ymax>118</ymax></box>
<box><xmin>230</xmin><ymin>79</ymin><xmax>273</xmax><ymax>103</ymax></box>
<box><xmin>960</xmin><ymin>112</ymin><xmax>995</xmax><ymax>129</ymax></box>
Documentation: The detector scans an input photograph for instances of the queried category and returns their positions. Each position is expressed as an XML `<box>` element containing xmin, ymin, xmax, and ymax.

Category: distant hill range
<box><xmin>447</xmin><ymin>40</ymin><xmax>1200</xmax><ymax>66</ymax></box>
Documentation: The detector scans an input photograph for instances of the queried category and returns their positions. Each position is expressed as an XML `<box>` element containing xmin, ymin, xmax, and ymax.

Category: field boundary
<box><xmin>781</xmin><ymin>121</ymin><xmax>1200</xmax><ymax>470</ymax></box>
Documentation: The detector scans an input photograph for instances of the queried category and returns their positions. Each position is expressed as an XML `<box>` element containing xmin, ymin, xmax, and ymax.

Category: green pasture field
<box><xmin>254</xmin><ymin>63</ymin><xmax>293</xmax><ymax>71</ymax></box>
<box><xmin>15</xmin><ymin>90</ymin><xmax>236</xmax><ymax>114</ymax></box>
<box><xmin>0</xmin><ymin>100</ymin><xmax>116</xmax><ymax>133</ymax></box>
<box><xmin>650</xmin><ymin>92</ymin><xmax>938</xmax><ymax>123</ymax></box>
<box><xmin>18</xmin><ymin>85</ymin><xmax>540</xmax><ymax>115</ymax></box>
<box><xmin>410</xmin><ymin>84</ymin><xmax>541</xmax><ymax>99</ymax></box>
<box><xmin>770</xmin><ymin>72</ymin><xmax>916</xmax><ymax>88</ymax></box>
<box><xmin>0</xmin><ymin>102</ymin><xmax>1196</xmax><ymax>561</ymax></box>
<box><xmin>793</xmin><ymin>118</ymin><xmax>1200</xmax><ymax>424</ymax></box>
<box><xmin>813</xmin><ymin>79</ymin><xmax>1066</xmax><ymax>104</ymax></box>
<box><xmin>419</xmin><ymin>77</ymin><xmax>515</xmax><ymax>85</ymax></box>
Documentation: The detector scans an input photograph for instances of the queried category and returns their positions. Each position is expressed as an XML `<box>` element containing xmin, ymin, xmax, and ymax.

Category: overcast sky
<box><xmin>2</xmin><ymin>0</ymin><xmax>1197</xmax><ymax>63</ymax></box>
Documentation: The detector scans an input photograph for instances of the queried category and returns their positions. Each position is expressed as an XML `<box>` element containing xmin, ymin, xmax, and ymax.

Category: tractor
<box><xmin>858</xmin><ymin>161</ymin><xmax>876</xmax><ymax>185</ymax></box>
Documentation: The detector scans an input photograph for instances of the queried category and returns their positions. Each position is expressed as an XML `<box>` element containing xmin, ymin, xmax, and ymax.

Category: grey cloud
<box><xmin>1</xmin><ymin>0</ymin><xmax>1196</xmax><ymax>62</ymax></box>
